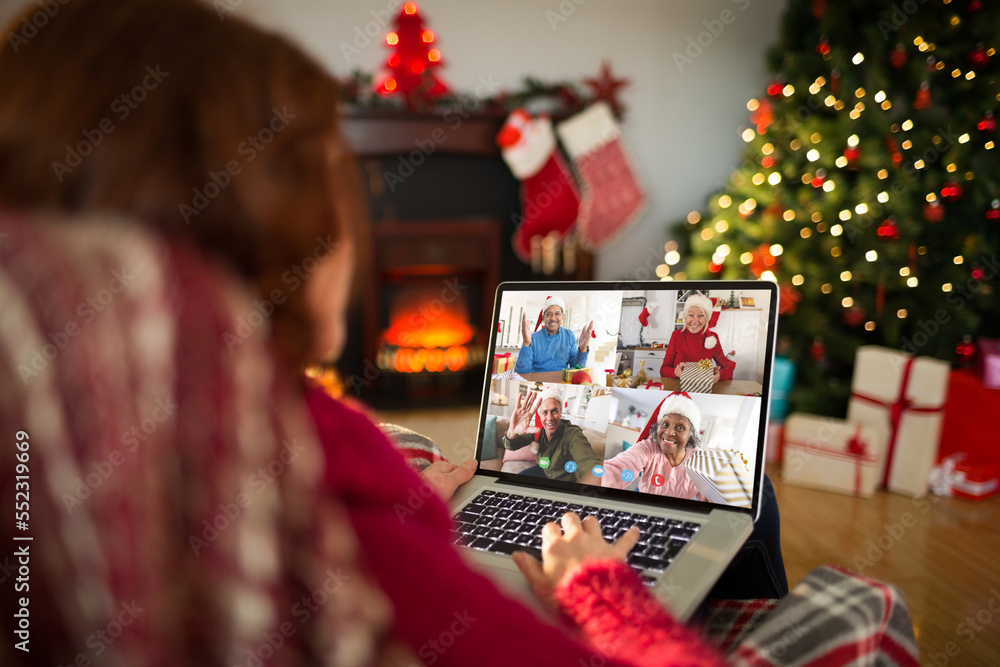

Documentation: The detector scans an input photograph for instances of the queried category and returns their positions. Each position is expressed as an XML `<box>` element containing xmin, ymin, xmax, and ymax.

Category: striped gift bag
<box><xmin>684</xmin><ymin>449</ymin><xmax>753</xmax><ymax>507</ymax></box>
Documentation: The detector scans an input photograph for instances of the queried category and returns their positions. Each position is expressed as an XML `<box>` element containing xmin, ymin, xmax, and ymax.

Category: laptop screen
<box><xmin>477</xmin><ymin>280</ymin><xmax>778</xmax><ymax>519</ymax></box>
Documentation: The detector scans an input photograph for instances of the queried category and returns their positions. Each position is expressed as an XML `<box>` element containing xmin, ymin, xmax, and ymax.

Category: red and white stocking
<box><xmin>556</xmin><ymin>102</ymin><xmax>646</xmax><ymax>249</ymax></box>
<box><xmin>497</xmin><ymin>110</ymin><xmax>580</xmax><ymax>263</ymax></box>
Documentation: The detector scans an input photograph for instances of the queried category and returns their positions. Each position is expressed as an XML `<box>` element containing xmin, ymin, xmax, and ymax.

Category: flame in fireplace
<box><xmin>381</xmin><ymin>288</ymin><xmax>476</xmax><ymax>373</ymax></box>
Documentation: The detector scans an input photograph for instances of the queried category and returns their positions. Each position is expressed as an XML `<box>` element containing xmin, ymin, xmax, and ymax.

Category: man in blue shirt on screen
<box><xmin>514</xmin><ymin>295</ymin><xmax>594</xmax><ymax>374</ymax></box>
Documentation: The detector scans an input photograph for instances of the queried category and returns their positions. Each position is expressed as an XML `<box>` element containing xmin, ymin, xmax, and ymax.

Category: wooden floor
<box><xmin>376</xmin><ymin>406</ymin><xmax>1000</xmax><ymax>665</ymax></box>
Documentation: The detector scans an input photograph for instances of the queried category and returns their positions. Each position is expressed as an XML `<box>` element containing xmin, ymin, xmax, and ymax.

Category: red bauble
<box><xmin>779</xmin><ymin>284</ymin><xmax>802</xmax><ymax>315</ymax></box>
<box><xmin>571</xmin><ymin>370</ymin><xmax>592</xmax><ymax>385</ymax></box>
<box><xmin>708</xmin><ymin>261</ymin><xmax>723</xmax><ymax>274</ymax></box>
<box><xmin>810</xmin><ymin>336</ymin><xmax>826</xmax><ymax>362</ymax></box>
<box><xmin>987</xmin><ymin>199</ymin><xmax>1000</xmax><ymax>222</ymax></box>
<box><xmin>844</xmin><ymin>307</ymin><xmax>866</xmax><ymax>328</ymax></box>
<box><xmin>978</xmin><ymin>111</ymin><xmax>996</xmax><ymax>132</ymax></box>
<box><xmin>830</xmin><ymin>69</ymin><xmax>841</xmax><ymax>94</ymax></box>
<box><xmin>891</xmin><ymin>43</ymin><xmax>908</xmax><ymax>69</ymax></box>
<box><xmin>762</xmin><ymin>156</ymin><xmax>775</xmax><ymax>168</ymax></box>
<box><xmin>812</xmin><ymin>0</ymin><xmax>827</xmax><ymax>18</ymax></box>
<box><xmin>913</xmin><ymin>82</ymin><xmax>932</xmax><ymax>109</ymax></box>
<box><xmin>877</xmin><ymin>218</ymin><xmax>900</xmax><ymax>239</ymax></box>
<box><xmin>941</xmin><ymin>181</ymin><xmax>963</xmax><ymax>202</ymax></box>
<box><xmin>844</xmin><ymin>145</ymin><xmax>861</xmax><ymax>167</ymax></box>
<box><xmin>924</xmin><ymin>201</ymin><xmax>945</xmax><ymax>223</ymax></box>
<box><xmin>968</xmin><ymin>0</ymin><xmax>983</xmax><ymax>11</ymax></box>
<box><xmin>969</xmin><ymin>44</ymin><xmax>990</xmax><ymax>69</ymax></box>
<box><xmin>751</xmin><ymin>98</ymin><xmax>774</xmax><ymax>133</ymax></box>
<box><xmin>955</xmin><ymin>336</ymin><xmax>977</xmax><ymax>366</ymax></box>
<box><xmin>817</xmin><ymin>37</ymin><xmax>831</xmax><ymax>57</ymax></box>
<box><xmin>767</xmin><ymin>80</ymin><xmax>784</xmax><ymax>97</ymax></box>
<box><xmin>972</xmin><ymin>267</ymin><xmax>986</xmax><ymax>280</ymax></box>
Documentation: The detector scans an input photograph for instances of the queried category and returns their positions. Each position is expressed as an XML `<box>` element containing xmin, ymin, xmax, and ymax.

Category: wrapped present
<box><xmin>765</xmin><ymin>423</ymin><xmax>784</xmax><ymax>464</ymax></box>
<box><xmin>929</xmin><ymin>454</ymin><xmax>999</xmax><ymax>502</ymax></box>
<box><xmin>940</xmin><ymin>369</ymin><xmax>1000</xmax><ymax>465</ymax></box>
<box><xmin>782</xmin><ymin>414</ymin><xmax>885</xmax><ymax>498</ymax></box>
<box><xmin>492</xmin><ymin>353</ymin><xmax>514</xmax><ymax>374</ymax></box>
<box><xmin>643</xmin><ymin>380</ymin><xmax>663</xmax><ymax>390</ymax></box>
<box><xmin>847</xmin><ymin>346</ymin><xmax>949</xmax><ymax>497</ymax></box>
<box><xmin>684</xmin><ymin>448</ymin><xmax>753</xmax><ymax>508</ymax></box>
<box><xmin>562</xmin><ymin>366</ymin><xmax>591</xmax><ymax>382</ymax></box>
<box><xmin>679</xmin><ymin>358</ymin><xmax>715</xmax><ymax>394</ymax></box>
<box><xmin>978</xmin><ymin>338</ymin><xmax>1000</xmax><ymax>389</ymax></box>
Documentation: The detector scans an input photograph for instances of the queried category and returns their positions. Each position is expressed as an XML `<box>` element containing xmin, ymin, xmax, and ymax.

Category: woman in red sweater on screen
<box><xmin>0</xmin><ymin>1</ymin><xmax>730</xmax><ymax>665</ymax></box>
<box><xmin>660</xmin><ymin>295</ymin><xmax>736</xmax><ymax>385</ymax></box>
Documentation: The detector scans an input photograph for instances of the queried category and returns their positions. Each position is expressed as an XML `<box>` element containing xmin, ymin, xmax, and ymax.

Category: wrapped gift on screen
<box><xmin>492</xmin><ymin>353</ymin><xmax>514</xmax><ymax>374</ymax></box>
<box><xmin>847</xmin><ymin>346</ymin><xmax>949</xmax><ymax>497</ymax></box>
<box><xmin>562</xmin><ymin>366</ymin><xmax>592</xmax><ymax>383</ymax></box>
<box><xmin>684</xmin><ymin>449</ymin><xmax>753</xmax><ymax>508</ymax></box>
<box><xmin>782</xmin><ymin>414</ymin><xmax>885</xmax><ymax>498</ymax></box>
<box><xmin>679</xmin><ymin>358</ymin><xmax>715</xmax><ymax>394</ymax></box>
<box><xmin>928</xmin><ymin>454</ymin><xmax>999</xmax><ymax>502</ymax></box>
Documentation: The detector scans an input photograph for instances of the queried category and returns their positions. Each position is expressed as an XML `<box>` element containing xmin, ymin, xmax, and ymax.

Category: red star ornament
<box><xmin>584</xmin><ymin>60</ymin><xmax>630</xmax><ymax>119</ymax></box>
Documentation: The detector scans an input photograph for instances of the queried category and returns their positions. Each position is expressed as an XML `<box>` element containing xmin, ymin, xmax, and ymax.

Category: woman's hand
<box><xmin>521</xmin><ymin>312</ymin><xmax>532</xmax><ymax>348</ymax></box>
<box><xmin>506</xmin><ymin>391</ymin><xmax>543</xmax><ymax>440</ymax></box>
<box><xmin>712</xmin><ymin>368</ymin><xmax>721</xmax><ymax>383</ymax></box>
<box><xmin>420</xmin><ymin>459</ymin><xmax>477</xmax><ymax>501</ymax></box>
<box><xmin>675</xmin><ymin>361</ymin><xmax>687</xmax><ymax>376</ymax></box>
<box><xmin>512</xmin><ymin>513</ymin><xmax>640</xmax><ymax>610</ymax></box>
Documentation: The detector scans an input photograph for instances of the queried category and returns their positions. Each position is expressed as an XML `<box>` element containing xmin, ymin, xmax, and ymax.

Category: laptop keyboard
<box><xmin>453</xmin><ymin>489</ymin><xmax>701</xmax><ymax>585</ymax></box>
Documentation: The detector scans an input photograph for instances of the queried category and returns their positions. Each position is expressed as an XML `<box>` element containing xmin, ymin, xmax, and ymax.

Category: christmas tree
<box><xmin>375</xmin><ymin>2</ymin><xmax>449</xmax><ymax>109</ymax></box>
<box><xmin>667</xmin><ymin>0</ymin><xmax>1000</xmax><ymax>416</ymax></box>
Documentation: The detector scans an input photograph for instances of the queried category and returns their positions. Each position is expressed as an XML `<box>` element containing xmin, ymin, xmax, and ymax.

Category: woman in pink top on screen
<box><xmin>659</xmin><ymin>295</ymin><xmax>735</xmax><ymax>385</ymax></box>
<box><xmin>602</xmin><ymin>392</ymin><xmax>706</xmax><ymax>500</ymax></box>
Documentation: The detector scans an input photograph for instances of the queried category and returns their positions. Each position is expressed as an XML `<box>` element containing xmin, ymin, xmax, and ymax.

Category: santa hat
<box><xmin>682</xmin><ymin>295</ymin><xmax>720</xmax><ymax>350</ymax></box>
<box><xmin>637</xmin><ymin>391</ymin><xmax>702</xmax><ymax>441</ymax></box>
<box><xmin>534</xmin><ymin>295</ymin><xmax>567</xmax><ymax>331</ymax></box>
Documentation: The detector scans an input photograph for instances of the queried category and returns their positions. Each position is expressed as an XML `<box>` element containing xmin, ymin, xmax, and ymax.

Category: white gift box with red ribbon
<box><xmin>782</xmin><ymin>414</ymin><xmax>886</xmax><ymax>498</ymax></box>
<box><xmin>847</xmin><ymin>346</ymin><xmax>950</xmax><ymax>497</ymax></box>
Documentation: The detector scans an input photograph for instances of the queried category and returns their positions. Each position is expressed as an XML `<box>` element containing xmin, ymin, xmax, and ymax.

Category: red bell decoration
<box><xmin>844</xmin><ymin>145</ymin><xmax>861</xmax><ymax>168</ymax></box>
<box><xmin>891</xmin><ymin>43</ymin><xmax>908</xmax><ymax>69</ymax></box>
<box><xmin>969</xmin><ymin>44</ymin><xmax>990</xmax><ymax>69</ymax></box>
<box><xmin>844</xmin><ymin>307</ymin><xmax>866</xmax><ymax>328</ymax></box>
<box><xmin>941</xmin><ymin>181</ymin><xmax>963</xmax><ymax>202</ymax></box>
<box><xmin>955</xmin><ymin>335</ymin><xmax>977</xmax><ymax>366</ymax></box>
<box><xmin>987</xmin><ymin>199</ymin><xmax>1000</xmax><ymax>222</ymax></box>
<box><xmin>877</xmin><ymin>217</ymin><xmax>900</xmax><ymax>239</ymax></box>
<box><xmin>978</xmin><ymin>111</ymin><xmax>996</xmax><ymax>133</ymax></box>
<box><xmin>913</xmin><ymin>82</ymin><xmax>932</xmax><ymax>109</ymax></box>
<box><xmin>924</xmin><ymin>200</ymin><xmax>945</xmax><ymax>223</ymax></box>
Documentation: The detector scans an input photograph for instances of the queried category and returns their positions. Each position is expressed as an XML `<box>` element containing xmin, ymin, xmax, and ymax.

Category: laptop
<box><xmin>450</xmin><ymin>280</ymin><xmax>779</xmax><ymax>621</ymax></box>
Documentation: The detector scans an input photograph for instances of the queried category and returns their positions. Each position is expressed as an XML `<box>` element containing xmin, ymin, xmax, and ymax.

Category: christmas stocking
<box><xmin>556</xmin><ymin>101</ymin><xmax>646</xmax><ymax>249</ymax></box>
<box><xmin>497</xmin><ymin>110</ymin><xmax>580</xmax><ymax>263</ymax></box>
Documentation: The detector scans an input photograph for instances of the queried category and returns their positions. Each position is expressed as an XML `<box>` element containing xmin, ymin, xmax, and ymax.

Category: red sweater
<box><xmin>659</xmin><ymin>328</ymin><xmax>735</xmax><ymax>382</ymax></box>
<box><xmin>307</xmin><ymin>387</ymin><xmax>726</xmax><ymax>667</ymax></box>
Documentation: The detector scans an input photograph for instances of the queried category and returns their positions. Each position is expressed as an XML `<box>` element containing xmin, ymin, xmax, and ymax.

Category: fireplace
<box><xmin>336</xmin><ymin>111</ymin><xmax>590</xmax><ymax>407</ymax></box>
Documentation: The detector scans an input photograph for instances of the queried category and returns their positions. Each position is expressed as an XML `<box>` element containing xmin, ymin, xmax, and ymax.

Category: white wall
<box><xmin>230</xmin><ymin>0</ymin><xmax>787</xmax><ymax>280</ymax></box>
<box><xmin>0</xmin><ymin>0</ymin><xmax>786</xmax><ymax>280</ymax></box>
